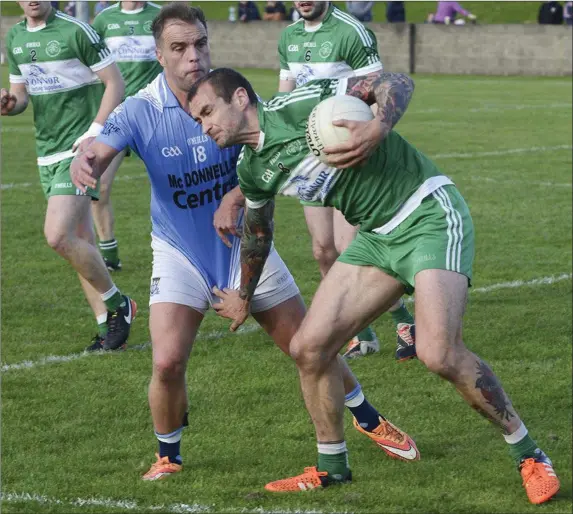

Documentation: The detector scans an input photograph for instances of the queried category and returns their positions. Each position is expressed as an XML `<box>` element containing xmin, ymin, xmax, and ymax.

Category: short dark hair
<box><xmin>151</xmin><ymin>3</ymin><xmax>207</xmax><ymax>42</ymax></box>
<box><xmin>188</xmin><ymin>68</ymin><xmax>258</xmax><ymax>106</ymax></box>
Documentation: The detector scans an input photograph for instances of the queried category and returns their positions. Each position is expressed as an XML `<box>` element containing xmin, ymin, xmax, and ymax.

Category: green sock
<box><xmin>390</xmin><ymin>300</ymin><xmax>414</xmax><ymax>327</ymax></box>
<box><xmin>98</xmin><ymin>321</ymin><xmax>107</xmax><ymax>337</ymax></box>
<box><xmin>355</xmin><ymin>326</ymin><xmax>376</xmax><ymax>342</ymax></box>
<box><xmin>102</xmin><ymin>286</ymin><xmax>125</xmax><ymax>312</ymax></box>
<box><xmin>507</xmin><ymin>433</ymin><xmax>538</xmax><ymax>464</ymax></box>
<box><xmin>99</xmin><ymin>239</ymin><xmax>120</xmax><ymax>265</ymax></box>
<box><xmin>317</xmin><ymin>443</ymin><xmax>351</xmax><ymax>480</ymax></box>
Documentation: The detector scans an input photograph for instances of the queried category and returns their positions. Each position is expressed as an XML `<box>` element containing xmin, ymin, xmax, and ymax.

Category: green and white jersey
<box><xmin>92</xmin><ymin>2</ymin><xmax>162</xmax><ymax>97</ymax></box>
<box><xmin>7</xmin><ymin>8</ymin><xmax>113</xmax><ymax>165</ymax></box>
<box><xmin>278</xmin><ymin>4</ymin><xmax>382</xmax><ymax>88</ymax></box>
<box><xmin>238</xmin><ymin>79</ymin><xmax>454</xmax><ymax>234</ymax></box>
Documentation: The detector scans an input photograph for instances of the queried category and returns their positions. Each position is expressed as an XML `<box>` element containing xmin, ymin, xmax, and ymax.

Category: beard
<box><xmin>299</xmin><ymin>2</ymin><xmax>328</xmax><ymax>21</ymax></box>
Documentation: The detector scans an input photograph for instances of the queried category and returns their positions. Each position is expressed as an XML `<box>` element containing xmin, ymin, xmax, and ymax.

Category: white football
<box><xmin>306</xmin><ymin>95</ymin><xmax>374</xmax><ymax>164</ymax></box>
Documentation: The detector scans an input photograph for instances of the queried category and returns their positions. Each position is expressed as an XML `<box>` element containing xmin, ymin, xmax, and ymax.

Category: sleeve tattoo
<box><xmin>239</xmin><ymin>200</ymin><xmax>275</xmax><ymax>301</ymax></box>
<box><xmin>345</xmin><ymin>72</ymin><xmax>415</xmax><ymax>130</ymax></box>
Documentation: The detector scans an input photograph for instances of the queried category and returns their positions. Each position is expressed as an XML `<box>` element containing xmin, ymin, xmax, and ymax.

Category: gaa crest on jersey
<box><xmin>45</xmin><ymin>40</ymin><xmax>61</xmax><ymax>58</ymax></box>
<box><xmin>143</xmin><ymin>21</ymin><xmax>153</xmax><ymax>33</ymax></box>
<box><xmin>285</xmin><ymin>139</ymin><xmax>303</xmax><ymax>156</ymax></box>
<box><xmin>319</xmin><ymin>41</ymin><xmax>333</xmax><ymax>59</ymax></box>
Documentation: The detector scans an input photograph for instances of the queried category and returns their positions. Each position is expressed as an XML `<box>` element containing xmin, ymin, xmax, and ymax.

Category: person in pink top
<box><xmin>428</xmin><ymin>1</ymin><xmax>476</xmax><ymax>24</ymax></box>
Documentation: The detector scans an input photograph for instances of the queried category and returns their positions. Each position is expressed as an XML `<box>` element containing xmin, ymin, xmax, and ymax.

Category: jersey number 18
<box><xmin>192</xmin><ymin>145</ymin><xmax>207</xmax><ymax>164</ymax></box>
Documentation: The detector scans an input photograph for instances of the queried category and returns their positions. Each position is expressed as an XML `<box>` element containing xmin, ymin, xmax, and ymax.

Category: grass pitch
<box><xmin>1</xmin><ymin>68</ymin><xmax>572</xmax><ymax>513</ymax></box>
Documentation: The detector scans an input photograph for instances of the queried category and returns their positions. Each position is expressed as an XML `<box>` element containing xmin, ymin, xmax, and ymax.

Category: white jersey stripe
<box><xmin>332</xmin><ymin>8</ymin><xmax>374</xmax><ymax>47</ymax></box>
<box><xmin>332</xmin><ymin>9</ymin><xmax>378</xmax><ymax>66</ymax></box>
<box><xmin>332</xmin><ymin>9</ymin><xmax>376</xmax><ymax>65</ymax></box>
<box><xmin>56</xmin><ymin>12</ymin><xmax>111</xmax><ymax>61</ymax></box>
<box><xmin>264</xmin><ymin>85</ymin><xmax>324</xmax><ymax>108</ymax></box>
<box><xmin>264</xmin><ymin>87</ymin><xmax>324</xmax><ymax>108</ymax></box>
<box><xmin>264</xmin><ymin>92</ymin><xmax>322</xmax><ymax>111</ymax></box>
<box><xmin>56</xmin><ymin>12</ymin><xmax>111</xmax><ymax>63</ymax></box>
<box><xmin>96</xmin><ymin>2</ymin><xmax>120</xmax><ymax>16</ymax></box>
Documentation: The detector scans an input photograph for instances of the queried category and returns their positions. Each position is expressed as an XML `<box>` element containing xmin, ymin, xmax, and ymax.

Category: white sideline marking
<box><xmin>403</xmin><ymin>272</ymin><xmax>572</xmax><ymax>304</ymax></box>
<box><xmin>431</xmin><ymin>144</ymin><xmax>572</xmax><ymax>160</ymax></box>
<box><xmin>0</xmin><ymin>324</ymin><xmax>261</xmax><ymax>373</ymax></box>
<box><xmin>414</xmin><ymin>102</ymin><xmax>572</xmax><ymax>114</ymax></box>
<box><xmin>464</xmin><ymin>175</ymin><xmax>572</xmax><ymax>189</ymax></box>
<box><xmin>0</xmin><ymin>491</ymin><xmax>329</xmax><ymax>514</ymax></box>
<box><xmin>2</xmin><ymin>274</ymin><xmax>571</xmax><ymax>373</ymax></box>
<box><xmin>0</xmin><ymin>492</ymin><xmax>211</xmax><ymax>513</ymax></box>
<box><xmin>470</xmin><ymin>273</ymin><xmax>573</xmax><ymax>294</ymax></box>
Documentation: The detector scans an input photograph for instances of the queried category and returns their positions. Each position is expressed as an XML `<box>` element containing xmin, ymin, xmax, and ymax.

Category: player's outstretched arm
<box><xmin>346</xmin><ymin>71</ymin><xmax>415</xmax><ymax>133</ymax></box>
<box><xmin>1</xmin><ymin>83</ymin><xmax>28</xmax><ymax>116</ymax></box>
<box><xmin>70</xmin><ymin>141</ymin><xmax>120</xmax><ymax>193</ymax></box>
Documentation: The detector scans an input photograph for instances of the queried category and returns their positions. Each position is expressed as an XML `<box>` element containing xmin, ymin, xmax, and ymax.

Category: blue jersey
<box><xmin>97</xmin><ymin>73</ymin><xmax>242</xmax><ymax>289</ymax></box>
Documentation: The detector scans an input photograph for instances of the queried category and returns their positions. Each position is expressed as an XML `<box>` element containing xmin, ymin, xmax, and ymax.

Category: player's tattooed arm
<box><xmin>345</xmin><ymin>72</ymin><xmax>415</xmax><ymax>131</ymax></box>
<box><xmin>239</xmin><ymin>200</ymin><xmax>275</xmax><ymax>302</ymax></box>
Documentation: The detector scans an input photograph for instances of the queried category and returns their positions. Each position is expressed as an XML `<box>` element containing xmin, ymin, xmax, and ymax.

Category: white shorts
<box><xmin>149</xmin><ymin>236</ymin><xmax>300</xmax><ymax>314</ymax></box>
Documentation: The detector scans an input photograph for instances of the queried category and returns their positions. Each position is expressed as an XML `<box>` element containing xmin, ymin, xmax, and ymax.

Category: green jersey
<box><xmin>238</xmin><ymin>79</ymin><xmax>454</xmax><ymax>234</ymax></box>
<box><xmin>92</xmin><ymin>2</ymin><xmax>162</xmax><ymax>97</ymax></box>
<box><xmin>7</xmin><ymin>8</ymin><xmax>113</xmax><ymax>165</ymax></box>
<box><xmin>278</xmin><ymin>4</ymin><xmax>383</xmax><ymax>88</ymax></box>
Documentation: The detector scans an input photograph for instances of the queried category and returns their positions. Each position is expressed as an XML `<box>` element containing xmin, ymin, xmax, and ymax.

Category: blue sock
<box><xmin>344</xmin><ymin>384</ymin><xmax>383</xmax><ymax>432</ymax></box>
<box><xmin>156</xmin><ymin>427</ymin><xmax>183</xmax><ymax>465</ymax></box>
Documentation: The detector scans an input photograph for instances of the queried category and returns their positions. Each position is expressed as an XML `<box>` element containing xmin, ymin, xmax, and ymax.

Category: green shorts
<box><xmin>38</xmin><ymin>157</ymin><xmax>99</xmax><ymax>200</ymax></box>
<box><xmin>338</xmin><ymin>185</ymin><xmax>474</xmax><ymax>294</ymax></box>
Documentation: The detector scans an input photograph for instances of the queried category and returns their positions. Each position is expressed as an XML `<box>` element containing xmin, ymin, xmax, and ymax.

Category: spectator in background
<box><xmin>94</xmin><ymin>1</ymin><xmax>109</xmax><ymax>16</ymax></box>
<box><xmin>538</xmin><ymin>1</ymin><xmax>564</xmax><ymax>24</ymax></box>
<box><xmin>565</xmin><ymin>1</ymin><xmax>573</xmax><ymax>24</ymax></box>
<box><xmin>263</xmin><ymin>1</ymin><xmax>287</xmax><ymax>21</ymax></box>
<box><xmin>288</xmin><ymin>4</ymin><xmax>301</xmax><ymax>21</ymax></box>
<box><xmin>386</xmin><ymin>1</ymin><xmax>405</xmax><ymax>22</ymax></box>
<box><xmin>346</xmin><ymin>1</ymin><xmax>374</xmax><ymax>22</ymax></box>
<box><xmin>238</xmin><ymin>1</ymin><xmax>261</xmax><ymax>22</ymax></box>
<box><xmin>50</xmin><ymin>1</ymin><xmax>60</xmax><ymax>9</ymax></box>
<box><xmin>63</xmin><ymin>1</ymin><xmax>76</xmax><ymax>16</ymax></box>
<box><xmin>428</xmin><ymin>1</ymin><xmax>476</xmax><ymax>24</ymax></box>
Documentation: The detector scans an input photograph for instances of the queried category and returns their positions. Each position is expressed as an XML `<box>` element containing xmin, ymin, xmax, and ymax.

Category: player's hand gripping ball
<box><xmin>306</xmin><ymin>95</ymin><xmax>374</xmax><ymax>164</ymax></box>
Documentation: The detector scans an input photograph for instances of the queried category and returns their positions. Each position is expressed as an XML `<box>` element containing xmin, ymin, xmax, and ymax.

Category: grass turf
<box><xmin>1</xmin><ymin>67</ymin><xmax>572</xmax><ymax>513</ymax></box>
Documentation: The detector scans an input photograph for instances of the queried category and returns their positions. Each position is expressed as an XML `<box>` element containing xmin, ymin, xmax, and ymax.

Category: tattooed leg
<box><xmin>414</xmin><ymin>269</ymin><xmax>523</xmax><ymax>435</ymax></box>
<box><xmin>447</xmin><ymin>352</ymin><xmax>520</xmax><ymax>435</ymax></box>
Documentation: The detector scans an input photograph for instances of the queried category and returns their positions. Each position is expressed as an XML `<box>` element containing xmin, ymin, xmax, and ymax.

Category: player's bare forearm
<box><xmin>346</xmin><ymin>72</ymin><xmax>414</xmax><ymax>130</ymax></box>
<box><xmin>227</xmin><ymin>185</ymin><xmax>246</xmax><ymax>207</ymax></box>
<box><xmin>93</xmin><ymin>64</ymin><xmax>125</xmax><ymax>125</ymax></box>
<box><xmin>239</xmin><ymin>200</ymin><xmax>275</xmax><ymax>301</ymax></box>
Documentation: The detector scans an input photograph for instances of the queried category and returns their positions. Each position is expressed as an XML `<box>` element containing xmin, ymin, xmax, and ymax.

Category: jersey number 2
<box><xmin>30</xmin><ymin>49</ymin><xmax>37</xmax><ymax>62</ymax></box>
